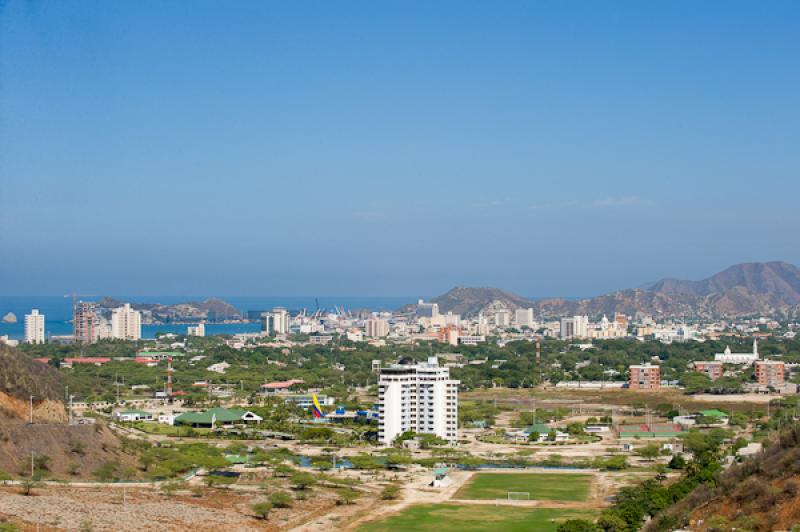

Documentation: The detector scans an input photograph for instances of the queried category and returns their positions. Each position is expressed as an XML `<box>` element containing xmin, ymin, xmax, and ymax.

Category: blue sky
<box><xmin>1</xmin><ymin>1</ymin><xmax>799</xmax><ymax>297</ymax></box>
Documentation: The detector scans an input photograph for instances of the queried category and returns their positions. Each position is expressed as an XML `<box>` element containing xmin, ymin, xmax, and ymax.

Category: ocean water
<box><xmin>0</xmin><ymin>295</ymin><xmax>417</xmax><ymax>341</ymax></box>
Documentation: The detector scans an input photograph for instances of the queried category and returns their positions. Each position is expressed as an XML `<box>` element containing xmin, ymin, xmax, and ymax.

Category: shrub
<box><xmin>336</xmin><ymin>488</ymin><xmax>359</xmax><ymax>505</ymax></box>
<box><xmin>269</xmin><ymin>491</ymin><xmax>293</xmax><ymax>508</ymax></box>
<box><xmin>290</xmin><ymin>472</ymin><xmax>317</xmax><ymax>490</ymax></box>
<box><xmin>557</xmin><ymin>520</ymin><xmax>599</xmax><ymax>532</ymax></box>
<box><xmin>252</xmin><ymin>501</ymin><xmax>272</xmax><ymax>520</ymax></box>
<box><xmin>733</xmin><ymin>477</ymin><xmax>769</xmax><ymax>503</ymax></box>
<box><xmin>381</xmin><ymin>484</ymin><xmax>400</xmax><ymax>500</ymax></box>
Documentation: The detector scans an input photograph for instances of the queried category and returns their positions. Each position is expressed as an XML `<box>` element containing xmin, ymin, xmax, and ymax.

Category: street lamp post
<box><xmin>29</xmin><ymin>395</ymin><xmax>35</xmax><ymax>424</ymax></box>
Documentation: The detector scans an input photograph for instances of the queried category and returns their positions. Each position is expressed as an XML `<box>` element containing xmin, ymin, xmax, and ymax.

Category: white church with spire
<box><xmin>715</xmin><ymin>339</ymin><xmax>760</xmax><ymax>365</ymax></box>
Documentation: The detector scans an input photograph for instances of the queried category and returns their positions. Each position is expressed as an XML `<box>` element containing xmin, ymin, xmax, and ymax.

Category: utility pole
<box><xmin>29</xmin><ymin>395</ymin><xmax>35</xmax><ymax>424</ymax></box>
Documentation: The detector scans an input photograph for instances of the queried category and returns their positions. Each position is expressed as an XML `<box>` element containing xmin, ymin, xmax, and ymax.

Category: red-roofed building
<box><xmin>34</xmin><ymin>358</ymin><xmax>50</xmax><ymax>365</ymax></box>
<box><xmin>260</xmin><ymin>379</ymin><xmax>305</xmax><ymax>393</ymax></box>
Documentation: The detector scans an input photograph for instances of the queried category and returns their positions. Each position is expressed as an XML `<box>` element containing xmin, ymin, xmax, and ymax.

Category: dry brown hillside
<box><xmin>647</xmin><ymin>424</ymin><xmax>800</xmax><ymax>531</ymax></box>
<box><xmin>0</xmin><ymin>344</ymin><xmax>65</xmax><ymax>423</ymax></box>
<box><xmin>0</xmin><ymin>345</ymin><xmax>139</xmax><ymax>479</ymax></box>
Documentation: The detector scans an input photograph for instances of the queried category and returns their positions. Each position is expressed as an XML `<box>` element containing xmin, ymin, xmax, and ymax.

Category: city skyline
<box><xmin>2</xmin><ymin>2</ymin><xmax>799</xmax><ymax>296</ymax></box>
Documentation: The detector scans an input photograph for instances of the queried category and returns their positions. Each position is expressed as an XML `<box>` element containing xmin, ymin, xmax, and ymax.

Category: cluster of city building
<box><xmin>12</xmin><ymin>304</ymin><xmax>143</xmax><ymax>345</ymax></box>
<box><xmin>629</xmin><ymin>339</ymin><xmax>791</xmax><ymax>392</ymax></box>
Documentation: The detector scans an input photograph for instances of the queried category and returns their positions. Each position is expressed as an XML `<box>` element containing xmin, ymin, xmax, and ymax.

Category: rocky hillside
<box><xmin>430</xmin><ymin>287</ymin><xmax>535</xmax><ymax>316</ymax></box>
<box><xmin>427</xmin><ymin>262</ymin><xmax>800</xmax><ymax>319</ymax></box>
<box><xmin>98</xmin><ymin>296</ymin><xmax>241</xmax><ymax>321</ymax></box>
<box><xmin>0</xmin><ymin>345</ymin><xmax>138</xmax><ymax>479</ymax></box>
<box><xmin>0</xmin><ymin>344</ymin><xmax>65</xmax><ymax>423</ymax></box>
<box><xmin>647</xmin><ymin>424</ymin><xmax>800</xmax><ymax>531</ymax></box>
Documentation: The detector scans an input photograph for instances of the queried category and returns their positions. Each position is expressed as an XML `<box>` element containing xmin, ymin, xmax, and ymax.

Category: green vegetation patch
<box><xmin>453</xmin><ymin>472</ymin><xmax>592</xmax><ymax>502</ymax></box>
<box><xmin>359</xmin><ymin>504</ymin><xmax>596</xmax><ymax>532</ymax></box>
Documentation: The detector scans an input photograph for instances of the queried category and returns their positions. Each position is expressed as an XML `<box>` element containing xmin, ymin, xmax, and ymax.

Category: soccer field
<box><xmin>453</xmin><ymin>472</ymin><xmax>592</xmax><ymax>502</ymax></box>
<box><xmin>358</xmin><ymin>504</ymin><xmax>596</xmax><ymax>532</ymax></box>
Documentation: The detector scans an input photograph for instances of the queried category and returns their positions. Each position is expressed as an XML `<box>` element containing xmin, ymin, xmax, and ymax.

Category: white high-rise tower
<box><xmin>111</xmin><ymin>303</ymin><xmax>142</xmax><ymax>341</ymax></box>
<box><xmin>24</xmin><ymin>309</ymin><xmax>45</xmax><ymax>344</ymax></box>
<box><xmin>378</xmin><ymin>357</ymin><xmax>459</xmax><ymax>445</ymax></box>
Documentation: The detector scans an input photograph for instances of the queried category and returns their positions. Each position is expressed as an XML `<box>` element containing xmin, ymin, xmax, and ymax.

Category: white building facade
<box><xmin>24</xmin><ymin>309</ymin><xmax>45</xmax><ymax>344</ymax></box>
<box><xmin>111</xmin><ymin>303</ymin><xmax>142</xmax><ymax>341</ymax></box>
<box><xmin>261</xmin><ymin>307</ymin><xmax>290</xmax><ymax>336</ymax></box>
<box><xmin>515</xmin><ymin>307</ymin><xmax>535</xmax><ymax>329</ymax></box>
<box><xmin>561</xmin><ymin>315</ymin><xmax>589</xmax><ymax>339</ymax></box>
<box><xmin>715</xmin><ymin>339</ymin><xmax>759</xmax><ymax>365</ymax></box>
<box><xmin>378</xmin><ymin>357</ymin><xmax>459</xmax><ymax>445</ymax></box>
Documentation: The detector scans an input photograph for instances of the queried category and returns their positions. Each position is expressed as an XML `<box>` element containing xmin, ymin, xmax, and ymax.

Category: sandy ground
<box><xmin>691</xmin><ymin>393</ymin><xmax>776</xmax><ymax>404</ymax></box>
<box><xmin>0</xmin><ymin>486</ymin><xmax>266</xmax><ymax>531</ymax></box>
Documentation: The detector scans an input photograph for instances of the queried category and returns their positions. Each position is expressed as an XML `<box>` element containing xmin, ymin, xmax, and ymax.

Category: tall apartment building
<box><xmin>111</xmin><ymin>303</ymin><xmax>142</xmax><ymax>341</ymax></box>
<box><xmin>560</xmin><ymin>315</ymin><xmax>588</xmax><ymax>339</ymax></box>
<box><xmin>378</xmin><ymin>357</ymin><xmax>459</xmax><ymax>445</ymax></box>
<box><xmin>614</xmin><ymin>312</ymin><xmax>629</xmax><ymax>332</ymax></box>
<box><xmin>24</xmin><ymin>309</ymin><xmax>45</xmax><ymax>344</ymax></box>
<box><xmin>415</xmin><ymin>299</ymin><xmax>440</xmax><ymax>319</ymax></box>
<box><xmin>692</xmin><ymin>361</ymin><xmax>723</xmax><ymax>381</ymax></box>
<box><xmin>365</xmin><ymin>317</ymin><xmax>389</xmax><ymax>338</ymax></box>
<box><xmin>73</xmin><ymin>301</ymin><xmax>99</xmax><ymax>343</ymax></box>
<box><xmin>755</xmin><ymin>360</ymin><xmax>785</xmax><ymax>387</ymax></box>
<box><xmin>629</xmin><ymin>363</ymin><xmax>661</xmax><ymax>390</ymax></box>
<box><xmin>261</xmin><ymin>307</ymin><xmax>290</xmax><ymax>336</ymax></box>
<box><xmin>515</xmin><ymin>307</ymin><xmax>534</xmax><ymax>329</ymax></box>
<box><xmin>187</xmin><ymin>323</ymin><xmax>205</xmax><ymax>337</ymax></box>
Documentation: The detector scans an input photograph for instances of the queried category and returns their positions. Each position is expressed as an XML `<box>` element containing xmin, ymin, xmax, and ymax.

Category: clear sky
<box><xmin>1</xmin><ymin>1</ymin><xmax>799</xmax><ymax>297</ymax></box>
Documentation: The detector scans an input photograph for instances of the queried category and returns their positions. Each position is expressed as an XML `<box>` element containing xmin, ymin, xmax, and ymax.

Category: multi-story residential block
<box><xmin>692</xmin><ymin>361</ymin><xmax>723</xmax><ymax>381</ymax></box>
<box><xmin>494</xmin><ymin>309</ymin><xmax>511</xmax><ymax>328</ymax></box>
<box><xmin>365</xmin><ymin>317</ymin><xmax>389</xmax><ymax>338</ymax></box>
<box><xmin>111</xmin><ymin>303</ymin><xmax>142</xmax><ymax>341</ymax></box>
<box><xmin>415</xmin><ymin>299</ymin><xmax>439</xmax><ymax>319</ymax></box>
<box><xmin>515</xmin><ymin>307</ymin><xmax>535</xmax><ymax>329</ymax></box>
<box><xmin>24</xmin><ymin>309</ymin><xmax>45</xmax><ymax>344</ymax></box>
<box><xmin>614</xmin><ymin>312</ymin><xmax>629</xmax><ymax>332</ymax></box>
<box><xmin>755</xmin><ymin>360</ymin><xmax>785</xmax><ymax>387</ymax></box>
<box><xmin>187</xmin><ymin>323</ymin><xmax>205</xmax><ymax>337</ymax></box>
<box><xmin>457</xmin><ymin>335</ymin><xmax>485</xmax><ymax>345</ymax></box>
<box><xmin>261</xmin><ymin>307</ymin><xmax>290</xmax><ymax>336</ymax></box>
<box><xmin>561</xmin><ymin>315</ymin><xmax>589</xmax><ymax>339</ymax></box>
<box><xmin>73</xmin><ymin>301</ymin><xmax>99</xmax><ymax>343</ymax></box>
<box><xmin>629</xmin><ymin>363</ymin><xmax>661</xmax><ymax>390</ymax></box>
<box><xmin>378</xmin><ymin>357</ymin><xmax>459</xmax><ymax>445</ymax></box>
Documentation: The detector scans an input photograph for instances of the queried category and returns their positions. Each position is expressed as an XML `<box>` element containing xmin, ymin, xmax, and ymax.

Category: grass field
<box><xmin>453</xmin><ymin>472</ymin><xmax>592</xmax><ymax>501</ymax></box>
<box><xmin>358</xmin><ymin>504</ymin><xmax>596</xmax><ymax>532</ymax></box>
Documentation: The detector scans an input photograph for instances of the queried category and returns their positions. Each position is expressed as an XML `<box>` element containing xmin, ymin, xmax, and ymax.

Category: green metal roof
<box><xmin>523</xmin><ymin>423</ymin><xmax>552</xmax><ymax>435</ymax></box>
<box><xmin>698</xmin><ymin>409</ymin><xmax>729</xmax><ymax>418</ymax></box>
<box><xmin>175</xmin><ymin>408</ymin><xmax>249</xmax><ymax>424</ymax></box>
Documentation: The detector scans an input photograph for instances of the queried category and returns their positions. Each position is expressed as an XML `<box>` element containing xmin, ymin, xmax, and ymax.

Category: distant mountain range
<box><xmin>428</xmin><ymin>261</ymin><xmax>800</xmax><ymax>319</ymax></box>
